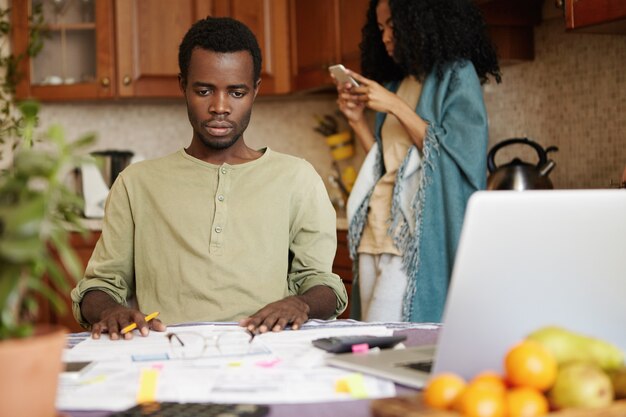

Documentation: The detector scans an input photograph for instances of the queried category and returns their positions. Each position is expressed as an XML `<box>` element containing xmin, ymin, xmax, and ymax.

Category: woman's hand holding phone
<box><xmin>329</xmin><ymin>64</ymin><xmax>360</xmax><ymax>88</ymax></box>
<box><xmin>330</xmin><ymin>67</ymin><xmax>378</xmax><ymax>152</ymax></box>
<box><xmin>331</xmin><ymin>66</ymin><xmax>367</xmax><ymax>125</ymax></box>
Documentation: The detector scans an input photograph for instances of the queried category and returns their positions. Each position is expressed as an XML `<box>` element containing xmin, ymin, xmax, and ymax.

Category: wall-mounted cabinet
<box><xmin>12</xmin><ymin>0</ymin><xmax>116</xmax><ymax>100</ymax></box>
<box><xmin>114</xmin><ymin>0</ymin><xmax>291</xmax><ymax>97</ymax></box>
<box><xmin>11</xmin><ymin>0</ymin><xmax>367</xmax><ymax>101</ymax></box>
<box><xmin>476</xmin><ymin>0</ymin><xmax>543</xmax><ymax>64</ymax></box>
<box><xmin>12</xmin><ymin>0</ymin><xmax>294</xmax><ymax>100</ymax></box>
<box><xmin>213</xmin><ymin>0</ymin><xmax>291</xmax><ymax>95</ymax></box>
<box><xmin>113</xmin><ymin>0</ymin><xmax>210</xmax><ymax>98</ymax></box>
<box><xmin>564</xmin><ymin>0</ymin><xmax>626</xmax><ymax>34</ymax></box>
<box><xmin>289</xmin><ymin>0</ymin><xmax>369</xmax><ymax>91</ymax></box>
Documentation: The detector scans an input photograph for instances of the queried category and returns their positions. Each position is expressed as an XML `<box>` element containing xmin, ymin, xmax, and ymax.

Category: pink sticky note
<box><xmin>256</xmin><ymin>358</ymin><xmax>282</xmax><ymax>368</ymax></box>
<box><xmin>351</xmin><ymin>343</ymin><xmax>369</xmax><ymax>353</ymax></box>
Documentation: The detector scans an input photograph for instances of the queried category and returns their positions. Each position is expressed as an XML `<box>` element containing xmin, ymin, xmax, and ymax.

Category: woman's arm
<box><xmin>349</xmin><ymin>70</ymin><xmax>428</xmax><ymax>151</ymax></box>
<box><xmin>349</xmin><ymin>116</ymin><xmax>376</xmax><ymax>152</ymax></box>
<box><xmin>333</xmin><ymin>71</ymin><xmax>376</xmax><ymax>152</ymax></box>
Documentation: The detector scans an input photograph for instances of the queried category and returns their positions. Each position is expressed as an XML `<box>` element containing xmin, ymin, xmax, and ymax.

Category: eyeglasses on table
<box><xmin>166</xmin><ymin>329</ymin><xmax>255</xmax><ymax>359</ymax></box>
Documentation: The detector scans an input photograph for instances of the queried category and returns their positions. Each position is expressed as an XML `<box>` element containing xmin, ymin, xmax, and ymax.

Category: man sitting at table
<box><xmin>71</xmin><ymin>16</ymin><xmax>347</xmax><ymax>340</ymax></box>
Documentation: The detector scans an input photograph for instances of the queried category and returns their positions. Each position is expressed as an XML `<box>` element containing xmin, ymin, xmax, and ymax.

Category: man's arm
<box><xmin>81</xmin><ymin>290</ymin><xmax>166</xmax><ymax>340</ymax></box>
<box><xmin>240</xmin><ymin>165</ymin><xmax>348</xmax><ymax>333</ymax></box>
<box><xmin>239</xmin><ymin>285</ymin><xmax>337</xmax><ymax>333</ymax></box>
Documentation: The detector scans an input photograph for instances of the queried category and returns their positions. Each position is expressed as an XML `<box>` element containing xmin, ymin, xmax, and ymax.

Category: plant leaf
<box><xmin>28</xmin><ymin>278</ymin><xmax>66</xmax><ymax>316</ymax></box>
<box><xmin>0</xmin><ymin>237</ymin><xmax>43</xmax><ymax>263</ymax></box>
<box><xmin>42</xmin><ymin>255</ymin><xmax>71</xmax><ymax>293</ymax></box>
<box><xmin>49</xmin><ymin>232</ymin><xmax>82</xmax><ymax>281</ymax></box>
<box><xmin>0</xmin><ymin>194</ymin><xmax>45</xmax><ymax>237</ymax></box>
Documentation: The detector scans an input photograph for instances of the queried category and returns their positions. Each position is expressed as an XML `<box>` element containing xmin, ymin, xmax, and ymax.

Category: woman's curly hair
<box><xmin>360</xmin><ymin>0</ymin><xmax>501</xmax><ymax>84</ymax></box>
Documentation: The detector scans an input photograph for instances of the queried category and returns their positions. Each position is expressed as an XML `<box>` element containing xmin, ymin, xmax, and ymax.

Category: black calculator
<box><xmin>312</xmin><ymin>334</ymin><xmax>407</xmax><ymax>353</ymax></box>
<box><xmin>109</xmin><ymin>402</ymin><xmax>269</xmax><ymax>417</ymax></box>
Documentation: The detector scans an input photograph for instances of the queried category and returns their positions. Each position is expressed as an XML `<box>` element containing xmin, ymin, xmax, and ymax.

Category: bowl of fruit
<box><xmin>372</xmin><ymin>326</ymin><xmax>626</xmax><ymax>417</ymax></box>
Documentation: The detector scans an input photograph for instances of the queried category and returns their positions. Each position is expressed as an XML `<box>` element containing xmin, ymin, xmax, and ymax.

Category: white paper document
<box><xmin>58</xmin><ymin>323</ymin><xmax>398</xmax><ymax>411</ymax></box>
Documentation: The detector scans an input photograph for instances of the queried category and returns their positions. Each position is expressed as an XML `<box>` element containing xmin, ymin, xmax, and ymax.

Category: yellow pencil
<box><xmin>120</xmin><ymin>311</ymin><xmax>160</xmax><ymax>335</ymax></box>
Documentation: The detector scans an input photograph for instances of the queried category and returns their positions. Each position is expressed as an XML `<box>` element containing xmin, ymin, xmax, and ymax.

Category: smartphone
<box><xmin>328</xmin><ymin>64</ymin><xmax>359</xmax><ymax>87</ymax></box>
<box><xmin>60</xmin><ymin>361</ymin><xmax>96</xmax><ymax>379</ymax></box>
<box><xmin>312</xmin><ymin>335</ymin><xmax>407</xmax><ymax>353</ymax></box>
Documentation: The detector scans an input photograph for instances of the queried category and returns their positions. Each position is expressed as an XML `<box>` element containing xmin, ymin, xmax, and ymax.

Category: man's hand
<box><xmin>81</xmin><ymin>291</ymin><xmax>166</xmax><ymax>340</ymax></box>
<box><xmin>239</xmin><ymin>285</ymin><xmax>338</xmax><ymax>334</ymax></box>
<box><xmin>239</xmin><ymin>295</ymin><xmax>310</xmax><ymax>334</ymax></box>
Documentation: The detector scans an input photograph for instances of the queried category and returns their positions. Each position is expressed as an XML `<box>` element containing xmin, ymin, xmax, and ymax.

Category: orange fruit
<box><xmin>422</xmin><ymin>372</ymin><xmax>467</xmax><ymax>410</ymax></box>
<box><xmin>471</xmin><ymin>371</ymin><xmax>508</xmax><ymax>395</ymax></box>
<box><xmin>454</xmin><ymin>383</ymin><xmax>506</xmax><ymax>417</ymax></box>
<box><xmin>504</xmin><ymin>340</ymin><xmax>557</xmax><ymax>391</ymax></box>
<box><xmin>506</xmin><ymin>387</ymin><xmax>549</xmax><ymax>417</ymax></box>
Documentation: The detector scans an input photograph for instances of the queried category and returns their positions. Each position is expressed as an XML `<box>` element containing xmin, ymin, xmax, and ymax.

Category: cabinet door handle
<box><xmin>101</xmin><ymin>77</ymin><xmax>110</xmax><ymax>87</ymax></box>
<box><xmin>123</xmin><ymin>75</ymin><xmax>132</xmax><ymax>86</ymax></box>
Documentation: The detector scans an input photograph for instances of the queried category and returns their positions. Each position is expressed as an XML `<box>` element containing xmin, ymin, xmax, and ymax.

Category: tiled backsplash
<box><xmin>484</xmin><ymin>16</ymin><xmax>626</xmax><ymax>189</ymax></box>
<box><xmin>32</xmin><ymin>94</ymin><xmax>362</xmax><ymax>197</ymax></box>
<box><xmin>14</xmin><ymin>13</ymin><xmax>626</xmax><ymax>191</ymax></box>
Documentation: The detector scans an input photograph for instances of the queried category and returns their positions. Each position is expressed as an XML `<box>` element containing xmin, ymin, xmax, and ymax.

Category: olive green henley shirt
<box><xmin>71</xmin><ymin>148</ymin><xmax>348</xmax><ymax>327</ymax></box>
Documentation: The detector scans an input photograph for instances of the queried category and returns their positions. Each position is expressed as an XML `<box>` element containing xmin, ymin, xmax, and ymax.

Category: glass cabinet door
<box><xmin>32</xmin><ymin>0</ymin><xmax>96</xmax><ymax>87</ymax></box>
<box><xmin>12</xmin><ymin>0</ymin><xmax>115</xmax><ymax>101</ymax></box>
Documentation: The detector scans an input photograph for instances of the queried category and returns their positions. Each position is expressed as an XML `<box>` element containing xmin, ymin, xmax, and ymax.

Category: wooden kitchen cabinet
<box><xmin>114</xmin><ymin>0</ymin><xmax>212</xmax><ymax>98</ymax></box>
<box><xmin>11</xmin><ymin>0</ymin><xmax>116</xmax><ymax>100</ymax></box>
<box><xmin>211</xmin><ymin>0</ymin><xmax>292</xmax><ymax>95</ymax></box>
<box><xmin>13</xmin><ymin>0</ymin><xmax>292</xmax><ymax>100</ymax></box>
<box><xmin>37</xmin><ymin>231</ymin><xmax>101</xmax><ymax>333</ymax></box>
<box><xmin>289</xmin><ymin>0</ymin><xmax>369</xmax><ymax>91</ymax></box>
<box><xmin>12</xmin><ymin>0</ymin><xmax>370</xmax><ymax>99</ymax></box>
<box><xmin>476</xmin><ymin>0</ymin><xmax>543</xmax><ymax>64</ymax></box>
<box><xmin>115</xmin><ymin>0</ymin><xmax>291</xmax><ymax>97</ymax></box>
<box><xmin>334</xmin><ymin>229</ymin><xmax>353</xmax><ymax>319</ymax></box>
<box><xmin>564</xmin><ymin>0</ymin><xmax>626</xmax><ymax>34</ymax></box>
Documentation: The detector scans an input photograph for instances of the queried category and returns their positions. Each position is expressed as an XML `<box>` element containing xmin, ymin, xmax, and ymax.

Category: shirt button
<box><xmin>221</xmin><ymin>167</ymin><xmax>227</xmax><ymax>174</ymax></box>
<box><xmin>217</xmin><ymin>195</ymin><xmax>225</xmax><ymax>201</ymax></box>
<box><xmin>215</xmin><ymin>226</ymin><xmax>222</xmax><ymax>233</ymax></box>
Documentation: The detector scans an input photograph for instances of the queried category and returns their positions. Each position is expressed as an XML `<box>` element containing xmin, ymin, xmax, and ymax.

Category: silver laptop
<box><xmin>326</xmin><ymin>190</ymin><xmax>626</xmax><ymax>388</ymax></box>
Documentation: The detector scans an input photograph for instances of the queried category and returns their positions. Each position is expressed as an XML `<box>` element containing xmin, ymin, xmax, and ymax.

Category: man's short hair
<box><xmin>178</xmin><ymin>16</ymin><xmax>262</xmax><ymax>85</ymax></box>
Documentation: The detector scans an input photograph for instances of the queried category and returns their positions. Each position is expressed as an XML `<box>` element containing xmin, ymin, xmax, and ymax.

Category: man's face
<box><xmin>181</xmin><ymin>48</ymin><xmax>259</xmax><ymax>151</ymax></box>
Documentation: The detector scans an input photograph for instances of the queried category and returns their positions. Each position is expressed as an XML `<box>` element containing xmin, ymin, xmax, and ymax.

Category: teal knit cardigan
<box><xmin>347</xmin><ymin>60</ymin><xmax>488</xmax><ymax>323</ymax></box>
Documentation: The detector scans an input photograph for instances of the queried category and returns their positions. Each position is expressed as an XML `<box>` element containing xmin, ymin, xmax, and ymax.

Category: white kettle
<box><xmin>80</xmin><ymin>150</ymin><xmax>143</xmax><ymax>218</ymax></box>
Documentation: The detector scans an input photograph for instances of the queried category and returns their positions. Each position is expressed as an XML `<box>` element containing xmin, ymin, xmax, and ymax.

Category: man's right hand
<box><xmin>91</xmin><ymin>304</ymin><xmax>166</xmax><ymax>340</ymax></box>
<box><xmin>81</xmin><ymin>291</ymin><xmax>166</xmax><ymax>340</ymax></box>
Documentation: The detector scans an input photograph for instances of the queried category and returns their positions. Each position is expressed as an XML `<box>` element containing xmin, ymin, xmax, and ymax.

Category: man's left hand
<box><xmin>239</xmin><ymin>295</ymin><xmax>310</xmax><ymax>333</ymax></box>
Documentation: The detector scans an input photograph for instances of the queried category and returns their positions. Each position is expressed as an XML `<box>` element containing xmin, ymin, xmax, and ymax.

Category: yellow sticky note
<box><xmin>345</xmin><ymin>373</ymin><xmax>368</xmax><ymax>399</ymax></box>
<box><xmin>136</xmin><ymin>368</ymin><xmax>160</xmax><ymax>404</ymax></box>
<box><xmin>335</xmin><ymin>373</ymin><xmax>368</xmax><ymax>398</ymax></box>
<box><xmin>80</xmin><ymin>375</ymin><xmax>107</xmax><ymax>386</ymax></box>
<box><xmin>335</xmin><ymin>378</ymin><xmax>350</xmax><ymax>393</ymax></box>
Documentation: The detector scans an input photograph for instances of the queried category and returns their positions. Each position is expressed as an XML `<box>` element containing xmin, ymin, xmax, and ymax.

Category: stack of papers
<box><xmin>58</xmin><ymin>322</ymin><xmax>409</xmax><ymax>412</ymax></box>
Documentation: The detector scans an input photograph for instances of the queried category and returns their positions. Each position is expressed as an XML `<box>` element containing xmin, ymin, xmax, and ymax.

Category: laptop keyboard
<box><xmin>399</xmin><ymin>360</ymin><xmax>433</xmax><ymax>373</ymax></box>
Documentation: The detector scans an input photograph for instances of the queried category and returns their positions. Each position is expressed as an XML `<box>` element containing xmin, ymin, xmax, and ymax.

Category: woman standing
<box><xmin>335</xmin><ymin>0</ymin><xmax>501</xmax><ymax>322</ymax></box>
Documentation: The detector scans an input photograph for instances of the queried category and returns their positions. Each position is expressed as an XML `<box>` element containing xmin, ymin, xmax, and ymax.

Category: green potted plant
<box><xmin>0</xmin><ymin>5</ymin><xmax>95</xmax><ymax>416</ymax></box>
